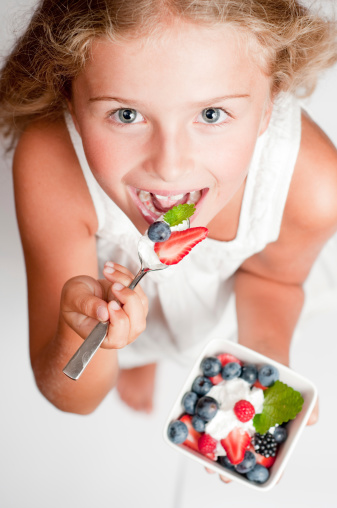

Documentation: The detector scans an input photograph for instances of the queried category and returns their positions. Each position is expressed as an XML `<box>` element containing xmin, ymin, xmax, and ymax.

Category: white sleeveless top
<box><xmin>66</xmin><ymin>93</ymin><xmax>303</xmax><ymax>368</ymax></box>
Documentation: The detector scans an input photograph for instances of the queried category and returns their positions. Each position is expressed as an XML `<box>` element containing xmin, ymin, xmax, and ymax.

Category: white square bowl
<box><xmin>163</xmin><ymin>338</ymin><xmax>317</xmax><ymax>492</ymax></box>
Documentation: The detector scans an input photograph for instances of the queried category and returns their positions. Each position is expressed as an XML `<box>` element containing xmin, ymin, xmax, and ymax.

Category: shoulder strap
<box><xmin>64</xmin><ymin>113</ymin><xmax>106</xmax><ymax>232</ymax></box>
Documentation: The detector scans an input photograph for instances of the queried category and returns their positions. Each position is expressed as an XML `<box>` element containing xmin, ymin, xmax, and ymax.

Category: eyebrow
<box><xmin>88</xmin><ymin>94</ymin><xmax>250</xmax><ymax>107</ymax></box>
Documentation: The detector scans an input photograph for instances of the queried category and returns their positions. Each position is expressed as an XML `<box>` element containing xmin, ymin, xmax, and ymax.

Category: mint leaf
<box><xmin>253</xmin><ymin>380</ymin><xmax>304</xmax><ymax>435</ymax></box>
<box><xmin>163</xmin><ymin>204</ymin><xmax>196</xmax><ymax>227</ymax></box>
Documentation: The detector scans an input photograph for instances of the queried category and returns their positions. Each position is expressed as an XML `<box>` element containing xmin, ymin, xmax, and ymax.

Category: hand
<box><xmin>60</xmin><ymin>263</ymin><xmax>148</xmax><ymax>349</ymax></box>
<box><xmin>307</xmin><ymin>397</ymin><xmax>319</xmax><ymax>426</ymax></box>
<box><xmin>205</xmin><ymin>467</ymin><xmax>232</xmax><ymax>484</ymax></box>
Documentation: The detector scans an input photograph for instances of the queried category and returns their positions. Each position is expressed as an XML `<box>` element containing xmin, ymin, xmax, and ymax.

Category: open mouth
<box><xmin>128</xmin><ymin>187</ymin><xmax>208</xmax><ymax>223</ymax></box>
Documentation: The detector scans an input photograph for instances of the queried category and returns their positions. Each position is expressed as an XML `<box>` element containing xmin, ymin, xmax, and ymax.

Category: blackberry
<box><xmin>252</xmin><ymin>432</ymin><xmax>278</xmax><ymax>458</ymax></box>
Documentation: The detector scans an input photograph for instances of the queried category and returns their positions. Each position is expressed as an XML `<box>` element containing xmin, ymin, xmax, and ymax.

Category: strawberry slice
<box><xmin>154</xmin><ymin>227</ymin><xmax>208</xmax><ymax>265</ymax></box>
<box><xmin>253</xmin><ymin>380</ymin><xmax>268</xmax><ymax>391</ymax></box>
<box><xmin>179</xmin><ymin>414</ymin><xmax>201</xmax><ymax>451</ymax></box>
<box><xmin>205</xmin><ymin>452</ymin><xmax>217</xmax><ymax>461</ymax></box>
<box><xmin>209</xmin><ymin>373</ymin><xmax>223</xmax><ymax>385</ymax></box>
<box><xmin>217</xmin><ymin>353</ymin><xmax>242</xmax><ymax>367</ymax></box>
<box><xmin>248</xmin><ymin>444</ymin><xmax>276</xmax><ymax>468</ymax></box>
<box><xmin>220</xmin><ymin>428</ymin><xmax>251</xmax><ymax>465</ymax></box>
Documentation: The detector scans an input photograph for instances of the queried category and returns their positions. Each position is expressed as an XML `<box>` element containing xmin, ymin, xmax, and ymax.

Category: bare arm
<box><xmin>235</xmin><ymin>271</ymin><xmax>304</xmax><ymax>366</ymax></box>
<box><xmin>235</xmin><ymin>112</ymin><xmax>337</xmax><ymax>366</ymax></box>
<box><xmin>13</xmin><ymin>120</ymin><xmax>147</xmax><ymax>414</ymax></box>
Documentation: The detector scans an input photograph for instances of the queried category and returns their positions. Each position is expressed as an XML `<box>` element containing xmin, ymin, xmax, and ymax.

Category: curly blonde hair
<box><xmin>1</xmin><ymin>0</ymin><xmax>336</xmax><ymax>146</ymax></box>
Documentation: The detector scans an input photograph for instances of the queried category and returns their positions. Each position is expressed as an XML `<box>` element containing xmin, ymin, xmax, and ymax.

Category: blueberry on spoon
<box><xmin>148</xmin><ymin>221</ymin><xmax>171</xmax><ymax>242</ymax></box>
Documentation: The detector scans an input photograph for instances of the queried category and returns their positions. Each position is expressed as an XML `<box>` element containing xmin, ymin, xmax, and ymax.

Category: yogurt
<box><xmin>138</xmin><ymin>218</ymin><xmax>191</xmax><ymax>268</ymax></box>
<box><xmin>205</xmin><ymin>378</ymin><xmax>264</xmax><ymax>456</ymax></box>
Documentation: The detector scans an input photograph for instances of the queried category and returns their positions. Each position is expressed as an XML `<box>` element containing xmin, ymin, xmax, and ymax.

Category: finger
<box><xmin>307</xmin><ymin>398</ymin><xmax>319</xmax><ymax>426</ymax></box>
<box><xmin>205</xmin><ymin>467</ymin><xmax>216</xmax><ymax>474</ymax></box>
<box><xmin>104</xmin><ymin>261</ymin><xmax>136</xmax><ymax>280</ymax></box>
<box><xmin>102</xmin><ymin>300</ymin><xmax>132</xmax><ymax>349</ymax></box>
<box><xmin>61</xmin><ymin>277</ymin><xmax>109</xmax><ymax>336</ymax></box>
<box><xmin>73</xmin><ymin>291</ymin><xmax>108</xmax><ymax>322</ymax></box>
<box><xmin>109</xmin><ymin>282</ymin><xmax>147</xmax><ymax>340</ymax></box>
<box><xmin>219</xmin><ymin>474</ymin><xmax>232</xmax><ymax>484</ymax></box>
<box><xmin>103</xmin><ymin>263</ymin><xmax>148</xmax><ymax>313</ymax></box>
<box><xmin>205</xmin><ymin>467</ymin><xmax>232</xmax><ymax>483</ymax></box>
<box><xmin>277</xmin><ymin>472</ymin><xmax>284</xmax><ymax>484</ymax></box>
<box><xmin>62</xmin><ymin>275</ymin><xmax>105</xmax><ymax>307</ymax></box>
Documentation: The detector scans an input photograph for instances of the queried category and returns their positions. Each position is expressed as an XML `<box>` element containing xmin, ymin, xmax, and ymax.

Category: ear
<box><xmin>258</xmin><ymin>99</ymin><xmax>273</xmax><ymax>137</ymax></box>
<box><xmin>66</xmin><ymin>99</ymin><xmax>81</xmax><ymax>135</ymax></box>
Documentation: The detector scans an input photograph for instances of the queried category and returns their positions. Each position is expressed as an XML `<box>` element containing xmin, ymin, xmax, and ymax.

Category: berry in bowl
<box><xmin>163</xmin><ymin>339</ymin><xmax>317</xmax><ymax>491</ymax></box>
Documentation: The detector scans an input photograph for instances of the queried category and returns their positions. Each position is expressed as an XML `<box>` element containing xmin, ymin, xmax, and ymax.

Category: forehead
<box><xmin>74</xmin><ymin>20</ymin><xmax>269</xmax><ymax>103</ymax></box>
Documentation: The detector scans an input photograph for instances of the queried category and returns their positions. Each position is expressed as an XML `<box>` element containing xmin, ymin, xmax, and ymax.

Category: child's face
<box><xmin>70</xmin><ymin>20</ymin><xmax>273</xmax><ymax>233</ymax></box>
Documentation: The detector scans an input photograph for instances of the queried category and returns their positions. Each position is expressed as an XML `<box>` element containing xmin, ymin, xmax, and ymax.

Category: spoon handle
<box><xmin>62</xmin><ymin>268</ymin><xmax>147</xmax><ymax>380</ymax></box>
<box><xmin>128</xmin><ymin>267</ymin><xmax>148</xmax><ymax>290</ymax></box>
<box><xmin>63</xmin><ymin>321</ymin><xmax>109</xmax><ymax>380</ymax></box>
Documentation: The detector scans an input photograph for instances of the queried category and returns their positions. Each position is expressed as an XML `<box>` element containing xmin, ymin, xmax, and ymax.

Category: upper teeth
<box><xmin>154</xmin><ymin>193</ymin><xmax>185</xmax><ymax>200</ymax></box>
<box><xmin>137</xmin><ymin>189</ymin><xmax>202</xmax><ymax>211</ymax></box>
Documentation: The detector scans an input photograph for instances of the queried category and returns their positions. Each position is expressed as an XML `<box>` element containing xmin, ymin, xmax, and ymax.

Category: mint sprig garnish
<box><xmin>253</xmin><ymin>380</ymin><xmax>304</xmax><ymax>435</ymax></box>
<box><xmin>163</xmin><ymin>204</ymin><xmax>196</xmax><ymax>227</ymax></box>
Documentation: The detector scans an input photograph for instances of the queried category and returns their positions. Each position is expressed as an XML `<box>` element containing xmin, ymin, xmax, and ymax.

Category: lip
<box><xmin>128</xmin><ymin>186</ymin><xmax>209</xmax><ymax>224</ymax></box>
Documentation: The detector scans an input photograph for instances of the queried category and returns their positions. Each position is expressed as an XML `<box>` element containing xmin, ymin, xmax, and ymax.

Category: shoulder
<box><xmin>14</xmin><ymin>117</ymin><xmax>74</xmax><ymax>173</ymax></box>
<box><xmin>284</xmin><ymin>110</ymin><xmax>337</xmax><ymax>235</ymax></box>
<box><xmin>13</xmin><ymin>118</ymin><xmax>98</xmax><ymax>237</ymax></box>
<box><xmin>240</xmin><ymin>111</ymin><xmax>337</xmax><ymax>283</ymax></box>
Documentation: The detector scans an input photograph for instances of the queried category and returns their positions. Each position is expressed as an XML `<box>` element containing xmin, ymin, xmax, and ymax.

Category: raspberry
<box><xmin>234</xmin><ymin>400</ymin><xmax>255</xmax><ymax>422</ymax></box>
<box><xmin>198</xmin><ymin>433</ymin><xmax>218</xmax><ymax>455</ymax></box>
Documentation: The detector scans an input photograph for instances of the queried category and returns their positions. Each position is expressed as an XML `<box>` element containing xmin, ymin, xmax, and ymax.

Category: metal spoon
<box><xmin>62</xmin><ymin>235</ymin><xmax>168</xmax><ymax>380</ymax></box>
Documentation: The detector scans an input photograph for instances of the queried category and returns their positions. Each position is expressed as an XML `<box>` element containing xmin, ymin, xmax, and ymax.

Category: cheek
<box><xmin>80</xmin><ymin>127</ymin><xmax>130</xmax><ymax>184</ymax></box>
<box><xmin>199</xmin><ymin>127</ymin><xmax>258</xmax><ymax>184</ymax></box>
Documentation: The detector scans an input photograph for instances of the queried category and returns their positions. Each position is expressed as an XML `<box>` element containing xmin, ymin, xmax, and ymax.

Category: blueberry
<box><xmin>200</xmin><ymin>356</ymin><xmax>222</xmax><ymax>377</ymax></box>
<box><xmin>246</xmin><ymin>464</ymin><xmax>270</xmax><ymax>484</ymax></box>
<box><xmin>222</xmin><ymin>362</ymin><xmax>242</xmax><ymax>380</ymax></box>
<box><xmin>235</xmin><ymin>451</ymin><xmax>256</xmax><ymax>474</ymax></box>
<box><xmin>240</xmin><ymin>364</ymin><xmax>258</xmax><ymax>384</ymax></box>
<box><xmin>195</xmin><ymin>396</ymin><xmax>219</xmax><ymax>421</ymax></box>
<box><xmin>167</xmin><ymin>420</ymin><xmax>188</xmax><ymax>444</ymax></box>
<box><xmin>148</xmin><ymin>221</ymin><xmax>171</xmax><ymax>242</ymax></box>
<box><xmin>258</xmin><ymin>364</ymin><xmax>279</xmax><ymax>387</ymax></box>
<box><xmin>273</xmin><ymin>426</ymin><xmax>288</xmax><ymax>444</ymax></box>
<box><xmin>182</xmin><ymin>391</ymin><xmax>198</xmax><ymax>415</ymax></box>
<box><xmin>192</xmin><ymin>375</ymin><xmax>213</xmax><ymax>396</ymax></box>
<box><xmin>218</xmin><ymin>455</ymin><xmax>235</xmax><ymax>471</ymax></box>
<box><xmin>191</xmin><ymin>415</ymin><xmax>206</xmax><ymax>432</ymax></box>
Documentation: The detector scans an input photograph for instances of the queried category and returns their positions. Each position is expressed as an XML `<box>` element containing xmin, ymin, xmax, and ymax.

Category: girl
<box><xmin>1</xmin><ymin>0</ymin><xmax>337</xmax><ymax>421</ymax></box>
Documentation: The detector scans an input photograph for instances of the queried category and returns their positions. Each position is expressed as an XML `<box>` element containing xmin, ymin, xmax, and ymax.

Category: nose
<box><xmin>144</xmin><ymin>125</ymin><xmax>194</xmax><ymax>183</ymax></box>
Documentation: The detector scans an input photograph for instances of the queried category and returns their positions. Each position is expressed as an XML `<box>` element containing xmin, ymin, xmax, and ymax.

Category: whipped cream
<box><xmin>205</xmin><ymin>378</ymin><xmax>264</xmax><ymax>456</ymax></box>
<box><xmin>137</xmin><ymin>234</ymin><xmax>166</xmax><ymax>268</ymax></box>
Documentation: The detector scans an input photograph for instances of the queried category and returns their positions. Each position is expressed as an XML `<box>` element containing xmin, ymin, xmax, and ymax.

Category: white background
<box><xmin>1</xmin><ymin>1</ymin><xmax>337</xmax><ymax>507</ymax></box>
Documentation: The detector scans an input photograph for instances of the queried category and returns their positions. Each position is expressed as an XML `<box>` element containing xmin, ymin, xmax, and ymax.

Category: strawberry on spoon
<box><xmin>154</xmin><ymin>227</ymin><xmax>208</xmax><ymax>265</ymax></box>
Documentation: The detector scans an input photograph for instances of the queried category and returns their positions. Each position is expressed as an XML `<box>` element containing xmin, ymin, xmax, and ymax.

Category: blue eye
<box><xmin>198</xmin><ymin>108</ymin><xmax>229</xmax><ymax>125</ymax></box>
<box><xmin>110</xmin><ymin>108</ymin><xmax>144</xmax><ymax>124</ymax></box>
